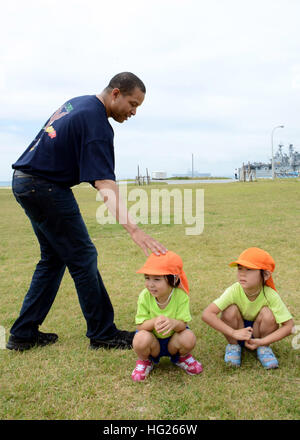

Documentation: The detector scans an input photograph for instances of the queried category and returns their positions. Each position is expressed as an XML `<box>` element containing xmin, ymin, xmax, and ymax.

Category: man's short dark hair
<box><xmin>106</xmin><ymin>72</ymin><xmax>146</xmax><ymax>95</ymax></box>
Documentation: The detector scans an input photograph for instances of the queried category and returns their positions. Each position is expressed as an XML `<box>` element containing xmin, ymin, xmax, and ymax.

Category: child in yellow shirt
<box><xmin>132</xmin><ymin>251</ymin><xmax>203</xmax><ymax>381</ymax></box>
<box><xmin>202</xmin><ymin>247</ymin><xmax>294</xmax><ymax>369</ymax></box>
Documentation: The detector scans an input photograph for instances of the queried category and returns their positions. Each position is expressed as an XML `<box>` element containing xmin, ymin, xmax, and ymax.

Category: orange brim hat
<box><xmin>136</xmin><ymin>251</ymin><xmax>189</xmax><ymax>294</ymax></box>
<box><xmin>229</xmin><ymin>247</ymin><xmax>277</xmax><ymax>291</ymax></box>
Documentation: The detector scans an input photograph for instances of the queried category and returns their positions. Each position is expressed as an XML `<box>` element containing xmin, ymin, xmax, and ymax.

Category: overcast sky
<box><xmin>1</xmin><ymin>0</ymin><xmax>300</xmax><ymax>180</ymax></box>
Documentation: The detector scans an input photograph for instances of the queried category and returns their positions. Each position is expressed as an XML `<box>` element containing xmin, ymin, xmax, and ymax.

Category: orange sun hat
<box><xmin>136</xmin><ymin>251</ymin><xmax>189</xmax><ymax>294</ymax></box>
<box><xmin>229</xmin><ymin>247</ymin><xmax>277</xmax><ymax>291</ymax></box>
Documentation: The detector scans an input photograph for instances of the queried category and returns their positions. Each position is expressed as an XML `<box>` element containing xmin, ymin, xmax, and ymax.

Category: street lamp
<box><xmin>191</xmin><ymin>153</ymin><xmax>194</xmax><ymax>178</ymax></box>
<box><xmin>271</xmin><ymin>125</ymin><xmax>284</xmax><ymax>180</ymax></box>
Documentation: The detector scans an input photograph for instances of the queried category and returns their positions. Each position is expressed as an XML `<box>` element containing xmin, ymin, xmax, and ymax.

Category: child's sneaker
<box><xmin>224</xmin><ymin>344</ymin><xmax>242</xmax><ymax>367</ymax></box>
<box><xmin>131</xmin><ymin>359</ymin><xmax>153</xmax><ymax>382</ymax></box>
<box><xmin>257</xmin><ymin>346</ymin><xmax>278</xmax><ymax>369</ymax></box>
<box><xmin>175</xmin><ymin>354</ymin><xmax>203</xmax><ymax>375</ymax></box>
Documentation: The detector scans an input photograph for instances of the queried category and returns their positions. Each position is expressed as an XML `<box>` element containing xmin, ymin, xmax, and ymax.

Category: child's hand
<box><xmin>245</xmin><ymin>338</ymin><xmax>262</xmax><ymax>350</ymax></box>
<box><xmin>155</xmin><ymin>315</ymin><xmax>176</xmax><ymax>336</ymax></box>
<box><xmin>232</xmin><ymin>326</ymin><xmax>253</xmax><ymax>341</ymax></box>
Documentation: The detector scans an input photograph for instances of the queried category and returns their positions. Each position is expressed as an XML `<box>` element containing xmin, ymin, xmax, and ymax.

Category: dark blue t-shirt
<box><xmin>12</xmin><ymin>95</ymin><xmax>115</xmax><ymax>187</ymax></box>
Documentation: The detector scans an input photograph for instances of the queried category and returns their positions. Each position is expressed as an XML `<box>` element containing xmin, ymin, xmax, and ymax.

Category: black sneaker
<box><xmin>6</xmin><ymin>331</ymin><xmax>58</xmax><ymax>351</ymax></box>
<box><xmin>90</xmin><ymin>329</ymin><xmax>135</xmax><ymax>350</ymax></box>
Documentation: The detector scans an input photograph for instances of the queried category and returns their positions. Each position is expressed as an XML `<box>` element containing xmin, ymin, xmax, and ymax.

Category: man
<box><xmin>7</xmin><ymin>72</ymin><xmax>166</xmax><ymax>351</ymax></box>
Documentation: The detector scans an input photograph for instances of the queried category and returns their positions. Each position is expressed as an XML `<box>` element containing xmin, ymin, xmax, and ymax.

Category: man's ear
<box><xmin>111</xmin><ymin>88</ymin><xmax>120</xmax><ymax>101</ymax></box>
<box><xmin>263</xmin><ymin>270</ymin><xmax>271</xmax><ymax>282</ymax></box>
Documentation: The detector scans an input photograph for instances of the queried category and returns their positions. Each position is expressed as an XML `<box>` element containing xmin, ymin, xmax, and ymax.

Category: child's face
<box><xmin>237</xmin><ymin>265</ymin><xmax>262</xmax><ymax>292</ymax></box>
<box><xmin>144</xmin><ymin>274</ymin><xmax>172</xmax><ymax>300</ymax></box>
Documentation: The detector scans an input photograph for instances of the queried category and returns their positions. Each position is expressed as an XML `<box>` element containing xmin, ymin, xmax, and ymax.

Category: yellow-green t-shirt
<box><xmin>213</xmin><ymin>282</ymin><xmax>292</xmax><ymax>323</ymax></box>
<box><xmin>135</xmin><ymin>287</ymin><xmax>192</xmax><ymax>339</ymax></box>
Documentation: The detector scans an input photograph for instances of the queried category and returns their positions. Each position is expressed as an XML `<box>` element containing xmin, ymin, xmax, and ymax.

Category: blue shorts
<box><xmin>149</xmin><ymin>336</ymin><xmax>180</xmax><ymax>364</ymax></box>
<box><xmin>238</xmin><ymin>320</ymin><xmax>254</xmax><ymax>347</ymax></box>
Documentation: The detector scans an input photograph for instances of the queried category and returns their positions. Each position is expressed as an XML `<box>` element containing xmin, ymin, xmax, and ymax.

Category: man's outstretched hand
<box><xmin>130</xmin><ymin>227</ymin><xmax>167</xmax><ymax>256</ymax></box>
<box><xmin>95</xmin><ymin>180</ymin><xmax>167</xmax><ymax>256</ymax></box>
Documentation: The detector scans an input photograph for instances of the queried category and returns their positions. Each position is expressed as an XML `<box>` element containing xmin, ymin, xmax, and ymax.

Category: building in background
<box><xmin>152</xmin><ymin>171</ymin><xmax>167</xmax><ymax>180</ymax></box>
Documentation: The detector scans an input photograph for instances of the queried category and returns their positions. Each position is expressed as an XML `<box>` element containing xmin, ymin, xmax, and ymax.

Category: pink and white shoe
<box><xmin>175</xmin><ymin>354</ymin><xmax>203</xmax><ymax>375</ymax></box>
<box><xmin>131</xmin><ymin>359</ymin><xmax>153</xmax><ymax>382</ymax></box>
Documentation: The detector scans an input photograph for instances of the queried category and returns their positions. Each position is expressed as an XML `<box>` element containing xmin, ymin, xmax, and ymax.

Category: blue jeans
<box><xmin>11</xmin><ymin>172</ymin><xmax>117</xmax><ymax>340</ymax></box>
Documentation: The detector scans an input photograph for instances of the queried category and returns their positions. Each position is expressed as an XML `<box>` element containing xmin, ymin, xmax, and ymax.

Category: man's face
<box><xmin>110</xmin><ymin>87</ymin><xmax>145</xmax><ymax>123</ymax></box>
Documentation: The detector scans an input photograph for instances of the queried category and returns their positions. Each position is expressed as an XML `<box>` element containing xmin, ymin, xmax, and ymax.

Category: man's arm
<box><xmin>94</xmin><ymin>179</ymin><xmax>167</xmax><ymax>256</ymax></box>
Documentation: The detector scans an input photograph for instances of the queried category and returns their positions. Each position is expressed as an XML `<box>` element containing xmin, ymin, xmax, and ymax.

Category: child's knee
<box><xmin>171</xmin><ymin>329</ymin><xmax>196</xmax><ymax>351</ymax></box>
<box><xmin>133</xmin><ymin>330</ymin><xmax>153</xmax><ymax>350</ymax></box>
<box><xmin>221</xmin><ymin>304</ymin><xmax>240</xmax><ymax>321</ymax></box>
<box><xmin>257</xmin><ymin>306</ymin><xmax>276</xmax><ymax>324</ymax></box>
<box><xmin>185</xmin><ymin>330</ymin><xmax>196</xmax><ymax>350</ymax></box>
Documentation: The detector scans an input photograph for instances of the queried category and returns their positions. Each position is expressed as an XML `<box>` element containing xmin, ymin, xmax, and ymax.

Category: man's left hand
<box><xmin>130</xmin><ymin>227</ymin><xmax>167</xmax><ymax>256</ymax></box>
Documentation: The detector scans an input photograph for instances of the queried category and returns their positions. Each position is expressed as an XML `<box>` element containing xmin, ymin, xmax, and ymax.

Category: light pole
<box><xmin>271</xmin><ymin>125</ymin><xmax>284</xmax><ymax>180</ymax></box>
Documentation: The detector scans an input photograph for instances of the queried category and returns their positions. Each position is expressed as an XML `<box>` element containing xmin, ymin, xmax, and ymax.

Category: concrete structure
<box><xmin>172</xmin><ymin>172</ymin><xmax>211</xmax><ymax>178</ymax></box>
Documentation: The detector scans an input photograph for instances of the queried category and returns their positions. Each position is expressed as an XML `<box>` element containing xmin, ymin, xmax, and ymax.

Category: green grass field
<box><xmin>0</xmin><ymin>180</ymin><xmax>299</xmax><ymax>420</ymax></box>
